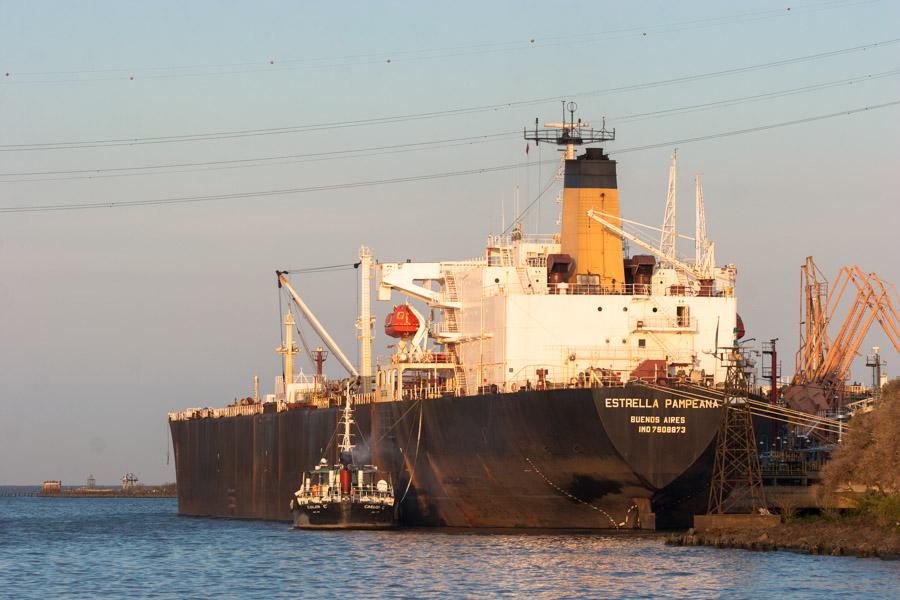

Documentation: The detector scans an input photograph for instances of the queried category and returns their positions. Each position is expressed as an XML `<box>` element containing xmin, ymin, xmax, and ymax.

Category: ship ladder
<box><xmin>515</xmin><ymin>266</ymin><xmax>533</xmax><ymax>294</ymax></box>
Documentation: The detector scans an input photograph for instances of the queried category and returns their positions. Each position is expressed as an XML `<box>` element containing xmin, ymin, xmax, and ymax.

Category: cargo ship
<box><xmin>169</xmin><ymin>105</ymin><xmax>743</xmax><ymax>529</ymax></box>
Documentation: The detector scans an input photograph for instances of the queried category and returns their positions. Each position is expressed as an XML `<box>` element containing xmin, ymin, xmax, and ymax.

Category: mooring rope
<box><xmin>398</xmin><ymin>399</ymin><xmax>424</xmax><ymax>505</ymax></box>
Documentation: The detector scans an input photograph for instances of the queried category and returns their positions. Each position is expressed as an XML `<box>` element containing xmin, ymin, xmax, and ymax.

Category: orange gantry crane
<box><xmin>785</xmin><ymin>257</ymin><xmax>900</xmax><ymax>414</ymax></box>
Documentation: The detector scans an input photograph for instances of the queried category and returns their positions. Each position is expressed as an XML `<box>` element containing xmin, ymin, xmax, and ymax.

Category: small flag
<box><xmin>525</xmin><ymin>143</ymin><xmax>530</xmax><ymax>156</ymax></box>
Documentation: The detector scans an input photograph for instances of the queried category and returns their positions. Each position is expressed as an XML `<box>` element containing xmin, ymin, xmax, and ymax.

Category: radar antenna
<box><xmin>524</xmin><ymin>100</ymin><xmax>615</xmax><ymax>159</ymax></box>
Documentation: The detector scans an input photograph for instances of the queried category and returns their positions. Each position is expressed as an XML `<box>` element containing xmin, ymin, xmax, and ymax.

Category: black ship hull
<box><xmin>291</xmin><ymin>500</ymin><xmax>396</xmax><ymax>529</ymax></box>
<box><xmin>170</xmin><ymin>386</ymin><xmax>721</xmax><ymax>530</ymax></box>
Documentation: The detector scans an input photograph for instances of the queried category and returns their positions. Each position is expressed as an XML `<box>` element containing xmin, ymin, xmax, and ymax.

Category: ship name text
<box><xmin>603</xmin><ymin>397</ymin><xmax>720</xmax><ymax>409</ymax></box>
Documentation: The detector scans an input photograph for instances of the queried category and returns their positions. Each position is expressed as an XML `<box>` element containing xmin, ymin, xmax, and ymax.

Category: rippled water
<box><xmin>0</xmin><ymin>494</ymin><xmax>897</xmax><ymax>599</ymax></box>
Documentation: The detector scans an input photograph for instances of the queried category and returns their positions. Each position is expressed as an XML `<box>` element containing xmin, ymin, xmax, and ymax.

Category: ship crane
<box><xmin>586</xmin><ymin>209</ymin><xmax>708</xmax><ymax>282</ymax></box>
<box><xmin>277</xmin><ymin>272</ymin><xmax>359</xmax><ymax>378</ymax></box>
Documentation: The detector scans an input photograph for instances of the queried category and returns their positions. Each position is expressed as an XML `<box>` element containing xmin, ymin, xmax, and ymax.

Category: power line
<box><xmin>1</xmin><ymin>0</ymin><xmax>879</xmax><ymax>83</ymax></box>
<box><xmin>0</xmin><ymin>131</ymin><xmax>518</xmax><ymax>181</ymax></box>
<box><xmin>575</xmin><ymin>38</ymin><xmax>900</xmax><ymax>100</ymax></box>
<box><xmin>611</xmin><ymin>99</ymin><xmax>900</xmax><ymax>154</ymax></box>
<box><xmin>611</xmin><ymin>68</ymin><xmax>900</xmax><ymax>122</ymax></box>
<box><xmin>4</xmin><ymin>98</ymin><xmax>897</xmax><ymax>215</ymax></box>
<box><xmin>0</xmin><ymin>160</ymin><xmax>556</xmax><ymax>213</ymax></box>
<box><xmin>5</xmin><ymin>68</ymin><xmax>898</xmax><ymax>182</ymax></box>
<box><xmin>0</xmin><ymin>104</ymin><xmax>543</xmax><ymax>151</ymax></box>
<box><xmin>2</xmin><ymin>36</ymin><xmax>897</xmax><ymax>152</ymax></box>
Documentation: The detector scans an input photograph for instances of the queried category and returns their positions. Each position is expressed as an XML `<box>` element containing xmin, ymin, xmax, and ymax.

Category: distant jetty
<box><xmin>37</xmin><ymin>482</ymin><xmax>176</xmax><ymax>498</ymax></box>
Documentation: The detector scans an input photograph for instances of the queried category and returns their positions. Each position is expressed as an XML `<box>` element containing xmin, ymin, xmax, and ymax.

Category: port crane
<box><xmin>785</xmin><ymin>257</ymin><xmax>900</xmax><ymax>414</ymax></box>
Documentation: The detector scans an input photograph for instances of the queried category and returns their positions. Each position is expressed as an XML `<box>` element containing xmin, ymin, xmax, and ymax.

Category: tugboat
<box><xmin>290</xmin><ymin>389</ymin><xmax>397</xmax><ymax>529</ymax></box>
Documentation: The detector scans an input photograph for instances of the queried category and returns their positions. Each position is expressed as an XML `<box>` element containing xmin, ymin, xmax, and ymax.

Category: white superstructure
<box><xmin>374</xmin><ymin>227</ymin><xmax>737</xmax><ymax>399</ymax></box>
<box><xmin>366</xmin><ymin>107</ymin><xmax>742</xmax><ymax>401</ymax></box>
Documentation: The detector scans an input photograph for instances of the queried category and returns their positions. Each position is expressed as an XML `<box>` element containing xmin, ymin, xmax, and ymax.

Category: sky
<box><xmin>1</xmin><ymin>1</ymin><xmax>898</xmax><ymax>485</ymax></box>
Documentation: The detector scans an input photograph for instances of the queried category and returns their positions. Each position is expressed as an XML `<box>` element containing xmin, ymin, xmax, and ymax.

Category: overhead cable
<box><xmin>1</xmin><ymin>37</ymin><xmax>897</xmax><ymax>152</ymax></box>
<box><xmin>0</xmin><ymin>131</ymin><xmax>519</xmax><ymax>181</ymax></box>
<box><xmin>3</xmin><ymin>98</ymin><xmax>897</xmax><ymax>214</ymax></box>
<box><xmin>1</xmin><ymin>0</ymin><xmax>880</xmax><ymax>83</ymax></box>
<box><xmin>3</xmin><ymin>69</ymin><xmax>899</xmax><ymax>185</ymax></box>
<box><xmin>611</xmin><ymin>99</ymin><xmax>900</xmax><ymax>154</ymax></box>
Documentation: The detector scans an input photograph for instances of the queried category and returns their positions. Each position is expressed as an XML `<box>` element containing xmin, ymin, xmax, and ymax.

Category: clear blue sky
<box><xmin>1</xmin><ymin>1</ymin><xmax>898</xmax><ymax>484</ymax></box>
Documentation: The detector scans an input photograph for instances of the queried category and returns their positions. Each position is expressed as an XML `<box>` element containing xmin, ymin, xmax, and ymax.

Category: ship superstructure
<box><xmin>372</xmin><ymin>104</ymin><xmax>738</xmax><ymax>402</ymax></box>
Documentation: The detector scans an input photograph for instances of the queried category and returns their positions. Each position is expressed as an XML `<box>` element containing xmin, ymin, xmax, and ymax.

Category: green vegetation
<box><xmin>823</xmin><ymin>378</ymin><xmax>900</xmax><ymax>530</ymax></box>
<box><xmin>853</xmin><ymin>492</ymin><xmax>900</xmax><ymax>530</ymax></box>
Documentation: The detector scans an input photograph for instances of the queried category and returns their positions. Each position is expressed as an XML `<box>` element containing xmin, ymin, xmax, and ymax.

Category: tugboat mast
<box><xmin>338</xmin><ymin>386</ymin><xmax>355</xmax><ymax>455</ymax></box>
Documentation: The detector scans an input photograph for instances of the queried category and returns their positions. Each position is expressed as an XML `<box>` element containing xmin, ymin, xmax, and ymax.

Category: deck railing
<box><xmin>171</xmin><ymin>365</ymin><xmax>720</xmax><ymax>421</ymax></box>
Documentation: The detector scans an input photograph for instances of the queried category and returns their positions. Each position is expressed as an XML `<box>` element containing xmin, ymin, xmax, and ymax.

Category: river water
<box><xmin>0</xmin><ymin>493</ymin><xmax>896</xmax><ymax>599</ymax></box>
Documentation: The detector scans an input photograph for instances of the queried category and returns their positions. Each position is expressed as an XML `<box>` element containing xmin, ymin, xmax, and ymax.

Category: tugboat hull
<box><xmin>292</xmin><ymin>500</ymin><xmax>396</xmax><ymax>530</ymax></box>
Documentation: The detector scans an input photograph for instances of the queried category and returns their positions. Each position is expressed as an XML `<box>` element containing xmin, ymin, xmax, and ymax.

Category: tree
<box><xmin>823</xmin><ymin>378</ymin><xmax>900</xmax><ymax>493</ymax></box>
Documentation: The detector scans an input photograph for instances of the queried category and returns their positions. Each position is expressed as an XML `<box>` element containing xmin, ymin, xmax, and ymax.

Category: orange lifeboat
<box><xmin>384</xmin><ymin>304</ymin><xmax>420</xmax><ymax>338</ymax></box>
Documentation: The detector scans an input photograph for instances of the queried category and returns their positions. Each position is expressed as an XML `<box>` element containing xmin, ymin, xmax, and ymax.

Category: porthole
<box><xmin>597</xmin><ymin>306</ymin><xmax>603</xmax><ymax>312</ymax></box>
<box><xmin>623</xmin><ymin>307</ymin><xmax>628</xmax><ymax>312</ymax></box>
<box><xmin>652</xmin><ymin>307</ymin><xmax>658</xmax><ymax>313</ymax></box>
<box><xmin>494</xmin><ymin>277</ymin><xmax>500</xmax><ymax>283</ymax></box>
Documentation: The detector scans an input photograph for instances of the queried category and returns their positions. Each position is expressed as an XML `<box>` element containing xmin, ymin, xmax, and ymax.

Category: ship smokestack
<box><xmin>561</xmin><ymin>147</ymin><xmax>624</xmax><ymax>289</ymax></box>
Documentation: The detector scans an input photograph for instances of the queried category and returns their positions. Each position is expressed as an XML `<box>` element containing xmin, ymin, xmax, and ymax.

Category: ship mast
<box><xmin>338</xmin><ymin>386</ymin><xmax>355</xmax><ymax>455</ymax></box>
<box><xmin>694</xmin><ymin>174</ymin><xmax>715</xmax><ymax>278</ymax></box>
<box><xmin>356</xmin><ymin>246</ymin><xmax>375</xmax><ymax>392</ymax></box>
<box><xmin>525</xmin><ymin>101</ymin><xmax>614</xmax><ymax>160</ymax></box>
<box><xmin>659</xmin><ymin>150</ymin><xmax>678</xmax><ymax>269</ymax></box>
<box><xmin>276</xmin><ymin>308</ymin><xmax>299</xmax><ymax>388</ymax></box>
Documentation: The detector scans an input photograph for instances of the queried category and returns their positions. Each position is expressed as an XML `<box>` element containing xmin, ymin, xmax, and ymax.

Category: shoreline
<box><xmin>666</xmin><ymin>517</ymin><xmax>900</xmax><ymax>559</ymax></box>
<box><xmin>36</xmin><ymin>492</ymin><xmax>176</xmax><ymax>498</ymax></box>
